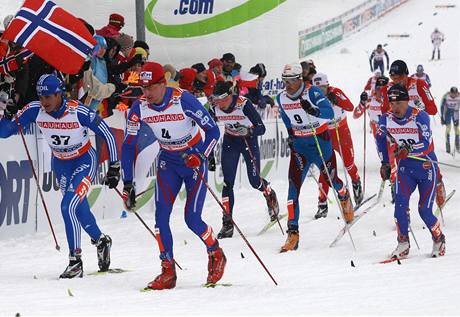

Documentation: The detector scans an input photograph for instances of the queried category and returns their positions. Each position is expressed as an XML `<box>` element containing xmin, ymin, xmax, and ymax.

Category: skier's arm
<box><xmin>181</xmin><ymin>91</ymin><xmax>220</xmax><ymax>158</ymax></box>
<box><xmin>308</xmin><ymin>86</ymin><xmax>334</xmax><ymax>119</ymax></box>
<box><xmin>331</xmin><ymin>87</ymin><xmax>354</xmax><ymax>111</ymax></box>
<box><xmin>276</xmin><ymin>94</ymin><xmax>294</xmax><ymax>136</ymax></box>
<box><xmin>375</xmin><ymin>115</ymin><xmax>390</xmax><ymax>163</ymax></box>
<box><xmin>242</xmin><ymin>99</ymin><xmax>265</xmax><ymax>136</ymax></box>
<box><xmin>416</xmin><ymin>80</ymin><xmax>437</xmax><ymax>115</ymax></box>
<box><xmin>0</xmin><ymin>102</ymin><xmax>39</xmax><ymax>138</ymax></box>
<box><xmin>369</xmin><ymin>51</ymin><xmax>375</xmax><ymax>70</ymax></box>
<box><xmin>425</xmin><ymin>74</ymin><xmax>432</xmax><ymax>88</ymax></box>
<box><xmin>411</xmin><ymin>111</ymin><xmax>433</xmax><ymax>156</ymax></box>
<box><xmin>121</xmin><ymin>102</ymin><xmax>142</xmax><ymax>184</ymax></box>
<box><xmin>77</xmin><ymin>105</ymin><xmax>118</xmax><ymax>163</ymax></box>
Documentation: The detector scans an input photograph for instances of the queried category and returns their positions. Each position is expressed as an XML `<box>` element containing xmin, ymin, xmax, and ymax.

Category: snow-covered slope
<box><xmin>1</xmin><ymin>1</ymin><xmax>460</xmax><ymax>315</ymax></box>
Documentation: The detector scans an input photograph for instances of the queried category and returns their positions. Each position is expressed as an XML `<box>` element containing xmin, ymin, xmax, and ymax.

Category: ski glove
<box><xmin>380</xmin><ymin>163</ymin><xmax>391</xmax><ymax>181</ymax></box>
<box><xmin>123</xmin><ymin>183</ymin><xmax>136</xmax><ymax>211</ymax></box>
<box><xmin>395</xmin><ymin>143</ymin><xmax>413</xmax><ymax>160</ymax></box>
<box><xmin>233</xmin><ymin>122</ymin><xmax>253</xmax><ymax>137</ymax></box>
<box><xmin>360</xmin><ymin>91</ymin><xmax>368</xmax><ymax>104</ymax></box>
<box><xmin>104</xmin><ymin>161</ymin><xmax>120</xmax><ymax>189</ymax></box>
<box><xmin>326</xmin><ymin>91</ymin><xmax>338</xmax><ymax>106</ymax></box>
<box><xmin>3</xmin><ymin>99</ymin><xmax>18</xmax><ymax>120</ymax></box>
<box><xmin>300</xmin><ymin>98</ymin><xmax>319</xmax><ymax>116</ymax></box>
<box><xmin>375</xmin><ymin>76</ymin><xmax>389</xmax><ymax>87</ymax></box>
<box><xmin>182</xmin><ymin>152</ymin><xmax>205</xmax><ymax>169</ymax></box>
<box><xmin>208</xmin><ymin>155</ymin><xmax>216</xmax><ymax>172</ymax></box>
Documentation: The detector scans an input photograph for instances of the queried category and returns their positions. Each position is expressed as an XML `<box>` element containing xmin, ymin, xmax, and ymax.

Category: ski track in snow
<box><xmin>1</xmin><ymin>0</ymin><xmax>460</xmax><ymax>315</ymax></box>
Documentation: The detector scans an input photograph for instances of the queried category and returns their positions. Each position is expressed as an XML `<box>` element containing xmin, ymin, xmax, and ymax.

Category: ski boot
<box><xmin>60</xmin><ymin>249</ymin><xmax>83</xmax><ymax>279</ymax></box>
<box><xmin>390</xmin><ymin>235</ymin><xmax>410</xmax><ymax>259</ymax></box>
<box><xmin>456</xmin><ymin>135</ymin><xmax>460</xmax><ymax>153</ymax></box>
<box><xmin>280</xmin><ymin>226</ymin><xmax>299</xmax><ymax>253</ymax></box>
<box><xmin>430</xmin><ymin>220</ymin><xmax>446</xmax><ymax>257</ymax></box>
<box><xmin>352</xmin><ymin>179</ymin><xmax>364</xmax><ymax>205</ymax></box>
<box><xmin>431</xmin><ymin>234</ymin><xmax>446</xmax><ymax>258</ymax></box>
<box><xmin>435</xmin><ymin>179</ymin><xmax>446</xmax><ymax>208</ymax></box>
<box><xmin>217</xmin><ymin>214</ymin><xmax>234</xmax><ymax>239</ymax></box>
<box><xmin>339</xmin><ymin>190</ymin><xmax>354</xmax><ymax>223</ymax></box>
<box><xmin>91</xmin><ymin>233</ymin><xmax>112</xmax><ymax>272</ymax></box>
<box><xmin>314</xmin><ymin>199</ymin><xmax>328</xmax><ymax>219</ymax></box>
<box><xmin>207</xmin><ymin>247</ymin><xmax>227</xmax><ymax>285</ymax></box>
<box><xmin>147</xmin><ymin>259</ymin><xmax>177</xmax><ymax>290</ymax></box>
<box><xmin>264</xmin><ymin>186</ymin><xmax>280</xmax><ymax>222</ymax></box>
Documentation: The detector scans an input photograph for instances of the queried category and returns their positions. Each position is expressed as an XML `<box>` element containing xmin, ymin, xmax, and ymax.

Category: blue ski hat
<box><xmin>36</xmin><ymin>74</ymin><xmax>64</xmax><ymax>96</ymax></box>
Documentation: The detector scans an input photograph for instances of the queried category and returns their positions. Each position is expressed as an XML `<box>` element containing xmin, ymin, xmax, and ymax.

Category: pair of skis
<box><xmin>329</xmin><ymin>180</ymin><xmax>386</xmax><ymax>248</ymax></box>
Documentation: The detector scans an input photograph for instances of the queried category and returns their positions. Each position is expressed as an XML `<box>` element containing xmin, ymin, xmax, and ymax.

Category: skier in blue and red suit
<box><xmin>121</xmin><ymin>62</ymin><xmax>226</xmax><ymax>289</ymax></box>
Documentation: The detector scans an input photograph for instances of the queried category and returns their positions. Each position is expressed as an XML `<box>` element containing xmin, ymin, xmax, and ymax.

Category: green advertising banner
<box><xmin>145</xmin><ymin>0</ymin><xmax>287</xmax><ymax>38</ymax></box>
<box><xmin>298</xmin><ymin>20</ymin><xmax>343</xmax><ymax>58</ymax></box>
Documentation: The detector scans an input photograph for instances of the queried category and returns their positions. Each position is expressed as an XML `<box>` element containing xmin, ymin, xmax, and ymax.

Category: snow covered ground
<box><xmin>1</xmin><ymin>0</ymin><xmax>460</xmax><ymax>316</ymax></box>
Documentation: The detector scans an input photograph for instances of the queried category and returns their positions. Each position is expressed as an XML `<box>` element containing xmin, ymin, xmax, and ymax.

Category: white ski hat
<box><xmin>282</xmin><ymin>63</ymin><xmax>302</xmax><ymax>79</ymax></box>
<box><xmin>3</xmin><ymin>15</ymin><xmax>14</xmax><ymax>29</ymax></box>
<box><xmin>312</xmin><ymin>72</ymin><xmax>329</xmax><ymax>86</ymax></box>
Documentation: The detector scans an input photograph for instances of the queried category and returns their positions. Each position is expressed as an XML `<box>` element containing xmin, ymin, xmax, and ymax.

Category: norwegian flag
<box><xmin>0</xmin><ymin>48</ymin><xmax>34</xmax><ymax>76</ymax></box>
<box><xmin>1</xmin><ymin>0</ymin><xmax>96</xmax><ymax>74</ymax></box>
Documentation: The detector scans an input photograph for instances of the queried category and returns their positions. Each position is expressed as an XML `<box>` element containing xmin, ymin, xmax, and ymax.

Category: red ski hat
<box><xmin>208</xmin><ymin>58</ymin><xmax>223</xmax><ymax>69</ymax></box>
<box><xmin>179</xmin><ymin>68</ymin><xmax>197</xmax><ymax>91</ymax></box>
<box><xmin>138</xmin><ymin>62</ymin><xmax>166</xmax><ymax>87</ymax></box>
<box><xmin>109</xmin><ymin>13</ymin><xmax>125</xmax><ymax>27</ymax></box>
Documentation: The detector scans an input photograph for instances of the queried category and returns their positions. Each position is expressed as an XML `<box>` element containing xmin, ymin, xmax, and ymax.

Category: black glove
<box><xmin>233</xmin><ymin>122</ymin><xmax>253</xmax><ymax>137</ymax></box>
<box><xmin>264</xmin><ymin>95</ymin><xmax>275</xmax><ymax>107</ymax></box>
<box><xmin>360</xmin><ymin>91</ymin><xmax>368</xmax><ymax>104</ymax></box>
<box><xmin>104</xmin><ymin>162</ymin><xmax>120</xmax><ymax>189</ymax></box>
<box><xmin>375</xmin><ymin>76</ymin><xmax>389</xmax><ymax>87</ymax></box>
<box><xmin>4</xmin><ymin>99</ymin><xmax>18</xmax><ymax>120</ymax></box>
<box><xmin>208</xmin><ymin>155</ymin><xmax>216</xmax><ymax>172</ymax></box>
<box><xmin>380</xmin><ymin>163</ymin><xmax>391</xmax><ymax>181</ymax></box>
<box><xmin>300</xmin><ymin>98</ymin><xmax>319</xmax><ymax>116</ymax></box>
<box><xmin>114</xmin><ymin>82</ymin><xmax>128</xmax><ymax>94</ymax></box>
<box><xmin>395</xmin><ymin>142</ymin><xmax>413</xmax><ymax>160</ymax></box>
<box><xmin>326</xmin><ymin>91</ymin><xmax>338</xmax><ymax>106</ymax></box>
<box><xmin>129</xmin><ymin>54</ymin><xmax>144</xmax><ymax>66</ymax></box>
<box><xmin>123</xmin><ymin>183</ymin><xmax>136</xmax><ymax>211</ymax></box>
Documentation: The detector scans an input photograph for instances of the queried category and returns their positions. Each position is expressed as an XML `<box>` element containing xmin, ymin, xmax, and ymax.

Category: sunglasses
<box><xmin>282</xmin><ymin>77</ymin><xmax>301</xmax><ymax>85</ymax></box>
<box><xmin>212</xmin><ymin>92</ymin><xmax>230</xmax><ymax>101</ymax></box>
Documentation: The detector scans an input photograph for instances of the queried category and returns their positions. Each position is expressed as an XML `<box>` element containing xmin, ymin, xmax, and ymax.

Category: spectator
<box><xmin>208</xmin><ymin>58</ymin><xmax>224</xmax><ymax>81</ymax></box>
<box><xmin>220</xmin><ymin>52</ymin><xmax>236</xmax><ymax>81</ymax></box>
<box><xmin>300</xmin><ymin>59</ymin><xmax>317</xmax><ymax>84</ymax></box>
<box><xmin>115</xmin><ymin>33</ymin><xmax>134</xmax><ymax>63</ymax></box>
<box><xmin>96</xmin><ymin>13</ymin><xmax>125</xmax><ymax>38</ymax></box>
<box><xmin>133</xmin><ymin>40</ymin><xmax>150</xmax><ymax>58</ymax></box>
<box><xmin>178</xmin><ymin>68</ymin><xmax>196</xmax><ymax>92</ymax></box>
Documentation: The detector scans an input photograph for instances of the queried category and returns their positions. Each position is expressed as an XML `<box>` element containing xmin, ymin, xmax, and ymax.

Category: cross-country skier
<box><xmin>383</xmin><ymin>59</ymin><xmax>447</xmax><ymax>208</ymax></box>
<box><xmin>311</xmin><ymin>72</ymin><xmax>363</xmax><ymax>218</ymax></box>
<box><xmin>440</xmin><ymin>86</ymin><xmax>460</xmax><ymax>153</ymax></box>
<box><xmin>376</xmin><ymin>84</ymin><xmax>445</xmax><ymax>259</ymax></box>
<box><xmin>410</xmin><ymin>65</ymin><xmax>432</xmax><ymax>88</ymax></box>
<box><xmin>431</xmin><ymin>28</ymin><xmax>444</xmax><ymax>60</ymax></box>
<box><xmin>121</xmin><ymin>62</ymin><xmax>226</xmax><ymax>289</ymax></box>
<box><xmin>275</xmin><ymin>63</ymin><xmax>352</xmax><ymax>252</ymax></box>
<box><xmin>211</xmin><ymin>80</ymin><xmax>279</xmax><ymax>239</ymax></box>
<box><xmin>369</xmin><ymin>44</ymin><xmax>390</xmax><ymax>75</ymax></box>
<box><xmin>0</xmin><ymin>74</ymin><xmax>119</xmax><ymax>278</ymax></box>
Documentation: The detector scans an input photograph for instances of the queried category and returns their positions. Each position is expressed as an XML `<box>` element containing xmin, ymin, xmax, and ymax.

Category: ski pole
<box><xmin>307</xmin><ymin>164</ymin><xmax>334</xmax><ymax>205</ymax></box>
<box><xmin>408</xmin><ymin>155</ymin><xmax>460</xmax><ymax>169</ymax></box>
<box><xmin>333</xmin><ymin>118</ymin><xmax>350</xmax><ymax>191</ymax></box>
<box><xmin>408</xmin><ymin>225</ymin><xmax>420</xmax><ymax>250</ymax></box>
<box><xmin>363</xmin><ymin>107</ymin><xmax>367</xmax><ymax>195</ymax></box>
<box><xmin>136</xmin><ymin>185</ymin><xmax>155</xmax><ymax>198</ymax></box>
<box><xmin>242</xmin><ymin>137</ymin><xmax>284</xmax><ymax>236</ymax></box>
<box><xmin>114</xmin><ymin>188</ymin><xmax>183</xmax><ymax>270</ymax></box>
<box><xmin>307</xmin><ymin>118</ymin><xmax>356</xmax><ymax>251</ymax></box>
<box><xmin>194</xmin><ymin>168</ymin><xmax>278</xmax><ymax>286</ymax></box>
<box><xmin>16</xmin><ymin>119</ymin><xmax>60</xmax><ymax>251</ymax></box>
